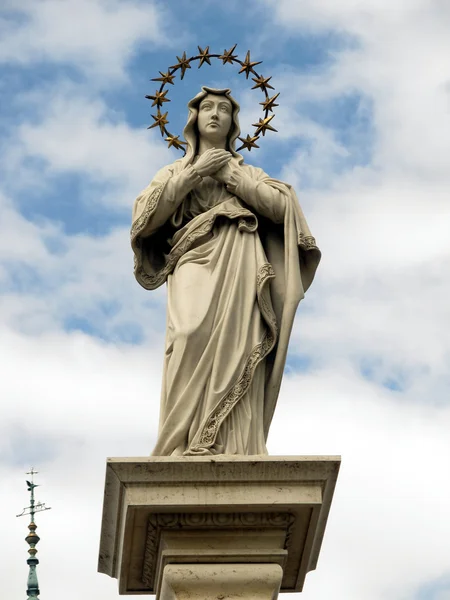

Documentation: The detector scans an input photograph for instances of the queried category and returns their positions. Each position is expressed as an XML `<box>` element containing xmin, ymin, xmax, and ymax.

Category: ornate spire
<box><xmin>16</xmin><ymin>468</ymin><xmax>51</xmax><ymax>600</ymax></box>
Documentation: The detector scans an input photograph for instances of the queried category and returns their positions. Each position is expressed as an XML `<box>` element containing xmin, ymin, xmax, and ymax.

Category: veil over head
<box><xmin>131</xmin><ymin>84</ymin><xmax>322</xmax><ymax>456</ymax></box>
<box><xmin>182</xmin><ymin>87</ymin><xmax>243</xmax><ymax>164</ymax></box>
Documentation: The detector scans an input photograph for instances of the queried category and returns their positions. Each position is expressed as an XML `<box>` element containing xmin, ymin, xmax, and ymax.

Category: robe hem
<box><xmin>186</xmin><ymin>263</ymin><xmax>278</xmax><ymax>455</ymax></box>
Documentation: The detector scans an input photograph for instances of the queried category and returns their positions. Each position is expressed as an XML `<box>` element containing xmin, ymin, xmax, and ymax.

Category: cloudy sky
<box><xmin>1</xmin><ymin>1</ymin><xmax>450</xmax><ymax>598</ymax></box>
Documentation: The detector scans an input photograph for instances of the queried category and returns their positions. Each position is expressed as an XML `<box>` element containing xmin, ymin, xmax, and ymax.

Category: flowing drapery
<box><xmin>131</xmin><ymin>158</ymin><xmax>320</xmax><ymax>456</ymax></box>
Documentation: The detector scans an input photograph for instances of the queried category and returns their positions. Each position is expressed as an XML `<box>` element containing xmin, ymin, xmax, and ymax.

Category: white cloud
<box><xmin>0</xmin><ymin>220</ymin><xmax>167</xmax><ymax>339</ymax></box>
<box><xmin>0</xmin><ymin>327</ymin><xmax>162</xmax><ymax>600</ymax></box>
<box><xmin>0</xmin><ymin>0</ymin><xmax>166</xmax><ymax>81</ymax></box>
<box><xmin>2</xmin><ymin>334</ymin><xmax>449</xmax><ymax>600</ymax></box>
<box><xmin>0</xmin><ymin>192</ymin><xmax>55</xmax><ymax>264</ymax></box>
<box><xmin>253</xmin><ymin>0</ymin><xmax>450</xmax><ymax>382</ymax></box>
<box><xmin>0</xmin><ymin>326</ymin><xmax>162</xmax><ymax>442</ymax></box>
<box><xmin>5</xmin><ymin>83</ymin><xmax>173</xmax><ymax>207</ymax></box>
<box><xmin>265</xmin><ymin>0</ymin><xmax>450</xmax><ymax>182</ymax></box>
<box><xmin>0</xmin><ymin>179</ymin><xmax>167</xmax><ymax>340</ymax></box>
<box><xmin>269</xmin><ymin>369</ymin><xmax>450</xmax><ymax>600</ymax></box>
<box><xmin>254</xmin><ymin>4</ymin><xmax>450</xmax><ymax>598</ymax></box>
<box><xmin>2</xmin><ymin>2</ymin><xmax>450</xmax><ymax>600</ymax></box>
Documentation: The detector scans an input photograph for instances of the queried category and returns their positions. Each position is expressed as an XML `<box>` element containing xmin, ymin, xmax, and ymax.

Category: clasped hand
<box><xmin>193</xmin><ymin>148</ymin><xmax>235</xmax><ymax>185</ymax></box>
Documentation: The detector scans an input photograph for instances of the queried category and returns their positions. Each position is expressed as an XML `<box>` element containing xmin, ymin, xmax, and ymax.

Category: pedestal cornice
<box><xmin>98</xmin><ymin>455</ymin><xmax>340</xmax><ymax>595</ymax></box>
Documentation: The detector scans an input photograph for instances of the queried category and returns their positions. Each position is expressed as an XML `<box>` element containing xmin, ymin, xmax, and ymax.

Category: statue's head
<box><xmin>183</xmin><ymin>87</ymin><xmax>242</xmax><ymax>162</ymax></box>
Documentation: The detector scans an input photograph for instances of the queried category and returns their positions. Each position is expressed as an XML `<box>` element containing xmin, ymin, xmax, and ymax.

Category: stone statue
<box><xmin>131</xmin><ymin>87</ymin><xmax>320</xmax><ymax>456</ymax></box>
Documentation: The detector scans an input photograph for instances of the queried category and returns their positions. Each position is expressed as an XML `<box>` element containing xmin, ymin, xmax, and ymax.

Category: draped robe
<box><xmin>131</xmin><ymin>156</ymin><xmax>321</xmax><ymax>456</ymax></box>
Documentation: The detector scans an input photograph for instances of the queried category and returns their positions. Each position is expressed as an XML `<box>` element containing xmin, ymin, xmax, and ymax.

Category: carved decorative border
<box><xmin>133</xmin><ymin>203</ymin><xmax>258</xmax><ymax>290</ymax></box>
<box><xmin>188</xmin><ymin>263</ymin><xmax>277</xmax><ymax>454</ymax></box>
<box><xmin>298</xmin><ymin>231</ymin><xmax>318</xmax><ymax>251</ymax></box>
<box><xmin>142</xmin><ymin>511</ymin><xmax>295</xmax><ymax>588</ymax></box>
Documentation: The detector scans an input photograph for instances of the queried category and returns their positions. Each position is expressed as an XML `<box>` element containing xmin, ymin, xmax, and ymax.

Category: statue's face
<box><xmin>197</xmin><ymin>94</ymin><xmax>232</xmax><ymax>145</ymax></box>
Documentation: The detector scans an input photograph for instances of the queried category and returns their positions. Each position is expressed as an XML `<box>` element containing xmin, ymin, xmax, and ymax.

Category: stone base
<box><xmin>98</xmin><ymin>456</ymin><xmax>340</xmax><ymax>597</ymax></box>
<box><xmin>160</xmin><ymin>564</ymin><xmax>283</xmax><ymax>600</ymax></box>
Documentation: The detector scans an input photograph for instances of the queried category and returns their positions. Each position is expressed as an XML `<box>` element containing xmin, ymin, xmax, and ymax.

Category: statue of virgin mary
<box><xmin>131</xmin><ymin>87</ymin><xmax>321</xmax><ymax>456</ymax></box>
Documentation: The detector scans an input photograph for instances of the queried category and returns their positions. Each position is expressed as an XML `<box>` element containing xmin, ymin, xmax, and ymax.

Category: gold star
<box><xmin>219</xmin><ymin>43</ymin><xmax>238</xmax><ymax>65</ymax></box>
<box><xmin>151</xmin><ymin>71</ymin><xmax>175</xmax><ymax>85</ymax></box>
<box><xmin>170</xmin><ymin>51</ymin><xmax>192</xmax><ymax>80</ymax></box>
<box><xmin>236</xmin><ymin>134</ymin><xmax>260</xmax><ymax>151</ymax></box>
<box><xmin>145</xmin><ymin>89</ymin><xmax>170</xmax><ymax>108</ymax></box>
<box><xmin>148</xmin><ymin>111</ymin><xmax>169</xmax><ymax>134</ymax></box>
<box><xmin>197</xmin><ymin>45</ymin><xmax>212</xmax><ymax>68</ymax></box>
<box><xmin>251</xmin><ymin>74</ymin><xmax>274</xmax><ymax>92</ymax></box>
<box><xmin>252</xmin><ymin>115</ymin><xmax>277</xmax><ymax>136</ymax></box>
<box><xmin>166</xmin><ymin>135</ymin><xmax>187</xmax><ymax>150</ymax></box>
<box><xmin>238</xmin><ymin>50</ymin><xmax>262</xmax><ymax>79</ymax></box>
<box><xmin>259</xmin><ymin>93</ymin><xmax>280</xmax><ymax>113</ymax></box>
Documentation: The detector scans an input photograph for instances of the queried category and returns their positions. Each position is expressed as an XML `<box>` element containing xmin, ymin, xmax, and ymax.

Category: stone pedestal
<box><xmin>98</xmin><ymin>456</ymin><xmax>340</xmax><ymax>598</ymax></box>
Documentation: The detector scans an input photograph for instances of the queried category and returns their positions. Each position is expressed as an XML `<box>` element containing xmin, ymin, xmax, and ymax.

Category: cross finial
<box><xmin>26</xmin><ymin>468</ymin><xmax>39</xmax><ymax>493</ymax></box>
<box><xmin>26</xmin><ymin>467</ymin><xmax>38</xmax><ymax>480</ymax></box>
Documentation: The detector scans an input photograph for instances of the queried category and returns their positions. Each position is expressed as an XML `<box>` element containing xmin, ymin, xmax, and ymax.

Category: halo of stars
<box><xmin>147</xmin><ymin>45</ymin><xmax>279</xmax><ymax>152</ymax></box>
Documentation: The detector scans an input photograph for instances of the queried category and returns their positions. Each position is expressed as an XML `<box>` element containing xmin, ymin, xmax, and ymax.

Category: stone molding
<box><xmin>97</xmin><ymin>456</ymin><xmax>340</xmax><ymax>594</ymax></box>
<box><xmin>142</xmin><ymin>511</ymin><xmax>296</xmax><ymax>588</ymax></box>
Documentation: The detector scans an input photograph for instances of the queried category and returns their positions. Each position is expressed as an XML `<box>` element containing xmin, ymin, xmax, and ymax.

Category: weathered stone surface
<box><xmin>98</xmin><ymin>455</ymin><xmax>340</xmax><ymax>596</ymax></box>
<box><xmin>131</xmin><ymin>86</ymin><xmax>321</xmax><ymax>456</ymax></box>
<box><xmin>159</xmin><ymin>563</ymin><xmax>284</xmax><ymax>600</ymax></box>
